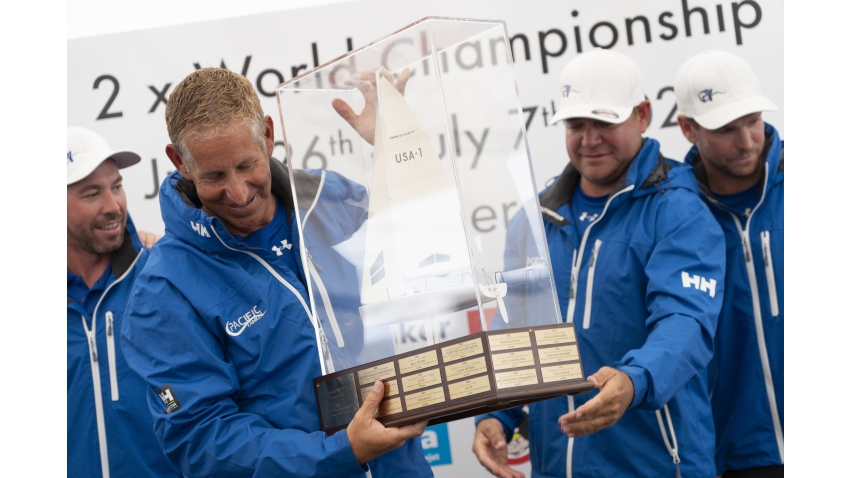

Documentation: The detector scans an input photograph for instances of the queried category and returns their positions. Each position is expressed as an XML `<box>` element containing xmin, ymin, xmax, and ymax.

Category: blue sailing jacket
<box><xmin>477</xmin><ymin>138</ymin><xmax>725</xmax><ymax>478</ymax></box>
<box><xmin>685</xmin><ymin>123</ymin><xmax>784</xmax><ymax>474</ymax></box>
<box><xmin>120</xmin><ymin>158</ymin><xmax>432</xmax><ymax>477</ymax></box>
<box><xmin>67</xmin><ymin>216</ymin><xmax>181</xmax><ymax>478</ymax></box>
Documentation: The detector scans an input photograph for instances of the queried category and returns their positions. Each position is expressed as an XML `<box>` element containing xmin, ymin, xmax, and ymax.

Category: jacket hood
<box><xmin>539</xmin><ymin>137</ymin><xmax>695</xmax><ymax>226</ymax></box>
<box><xmin>684</xmin><ymin>122</ymin><xmax>784</xmax><ymax>206</ymax></box>
<box><xmin>159</xmin><ymin>157</ymin><xmax>301</xmax><ymax>253</ymax></box>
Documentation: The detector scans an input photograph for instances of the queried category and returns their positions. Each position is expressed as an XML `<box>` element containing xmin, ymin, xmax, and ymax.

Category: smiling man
<box><xmin>67</xmin><ymin>127</ymin><xmax>179</xmax><ymax>478</ymax></box>
<box><xmin>676</xmin><ymin>50</ymin><xmax>784</xmax><ymax>478</ymax></box>
<box><xmin>472</xmin><ymin>49</ymin><xmax>726</xmax><ymax>478</ymax></box>
<box><xmin>119</xmin><ymin>68</ymin><xmax>432</xmax><ymax>478</ymax></box>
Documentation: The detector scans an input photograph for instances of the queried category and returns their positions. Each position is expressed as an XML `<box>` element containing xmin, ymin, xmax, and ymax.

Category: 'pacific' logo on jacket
<box><xmin>226</xmin><ymin>306</ymin><xmax>267</xmax><ymax>336</ymax></box>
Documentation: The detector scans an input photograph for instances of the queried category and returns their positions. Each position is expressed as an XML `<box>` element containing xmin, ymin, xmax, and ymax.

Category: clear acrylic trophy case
<box><xmin>277</xmin><ymin>17</ymin><xmax>591</xmax><ymax>432</ymax></box>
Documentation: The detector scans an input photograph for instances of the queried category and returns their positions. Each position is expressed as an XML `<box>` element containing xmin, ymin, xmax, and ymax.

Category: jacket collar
<box><xmin>684</xmin><ymin>122</ymin><xmax>783</xmax><ymax>205</ymax></box>
<box><xmin>161</xmin><ymin>157</ymin><xmax>296</xmax><ymax>253</ymax></box>
<box><xmin>539</xmin><ymin>138</ymin><xmax>669</xmax><ymax>226</ymax></box>
<box><xmin>112</xmin><ymin>214</ymin><xmax>142</xmax><ymax>278</ymax></box>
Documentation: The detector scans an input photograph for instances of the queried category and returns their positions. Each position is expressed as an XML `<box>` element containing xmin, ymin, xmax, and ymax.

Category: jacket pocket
<box><xmin>106</xmin><ymin>311</ymin><xmax>119</xmax><ymax>401</ymax></box>
<box><xmin>760</xmin><ymin>231</ymin><xmax>780</xmax><ymax>317</ymax></box>
<box><xmin>582</xmin><ymin>240</ymin><xmax>602</xmax><ymax>330</ymax></box>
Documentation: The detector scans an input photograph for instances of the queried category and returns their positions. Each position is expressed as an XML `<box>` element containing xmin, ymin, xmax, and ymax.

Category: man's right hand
<box><xmin>348</xmin><ymin>381</ymin><xmax>428</xmax><ymax>464</ymax></box>
<box><xmin>472</xmin><ymin>418</ymin><xmax>525</xmax><ymax>478</ymax></box>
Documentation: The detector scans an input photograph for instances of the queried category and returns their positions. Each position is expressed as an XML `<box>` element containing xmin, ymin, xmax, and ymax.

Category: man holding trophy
<box><xmin>472</xmin><ymin>49</ymin><xmax>727</xmax><ymax>478</ymax></box>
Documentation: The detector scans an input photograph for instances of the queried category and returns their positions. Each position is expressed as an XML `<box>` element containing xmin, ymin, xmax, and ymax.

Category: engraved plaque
<box><xmin>445</xmin><ymin>356</ymin><xmax>488</xmax><ymax>381</ymax></box>
<box><xmin>376</xmin><ymin>397</ymin><xmax>403</xmax><ymax>417</ymax></box>
<box><xmin>358</xmin><ymin>362</ymin><xmax>396</xmax><ymax>384</ymax></box>
<box><xmin>441</xmin><ymin>338</ymin><xmax>484</xmax><ymax>363</ymax></box>
<box><xmin>316</xmin><ymin>374</ymin><xmax>360</xmax><ymax>430</ymax></box>
<box><xmin>360</xmin><ymin>379</ymin><xmax>400</xmax><ymax>401</ymax></box>
<box><xmin>398</xmin><ymin>350</ymin><xmax>439</xmax><ymax>375</ymax></box>
<box><xmin>537</xmin><ymin>345</ymin><xmax>580</xmax><ymax>364</ymax></box>
<box><xmin>535</xmin><ymin>327</ymin><xmax>576</xmax><ymax>346</ymax></box>
<box><xmin>401</xmin><ymin>368</ymin><xmax>442</xmax><ymax>392</ymax></box>
<box><xmin>405</xmin><ymin>387</ymin><xmax>446</xmax><ymax>410</ymax></box>
<box><xmin>488</xmin><ymin>331</ymin><xmax>532</xmax><ymax>351</ymax></box>
<box><xmin>495</xmin><ymin>368</ymin><xmax>539</xmax><ymax>389</ymax></box>
<box><xmin>448</xmin><ymin>375</ymin><xmax>492</xmax><ymax>399</ymax></box>
<box><xmin>491</xmin><ymin>350</ymin><xmax>536</xmax><ymax>371</ymax></box>
<box><xmin>541</xmin><ymin>363</ymin><xmax>583</xmax><ymax>382</ymax></box>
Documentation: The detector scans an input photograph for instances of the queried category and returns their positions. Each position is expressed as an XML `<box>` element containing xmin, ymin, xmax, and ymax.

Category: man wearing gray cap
<box><xmin>676</xmin><ymin>50</ymin><xmax>784</xmax><ymax>478</ymax></box>
<box><xmin>472</xmin><ymin>48</ymin><xmax>725</xmax><ymax>478</ymax></box>
<box><xmin>67</xmin><ymin>127</ymin><xmax>178</xmax><ymax>477</ymax></box>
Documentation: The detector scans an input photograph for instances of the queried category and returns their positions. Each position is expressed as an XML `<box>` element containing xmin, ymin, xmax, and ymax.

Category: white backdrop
<box><xmin>67</xmin><ymin>0</ymin><xmax>783</xmax><ymax>475</ymax></box>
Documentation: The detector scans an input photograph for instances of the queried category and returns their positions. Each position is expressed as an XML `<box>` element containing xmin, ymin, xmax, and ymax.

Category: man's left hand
<box><xmin>557</xmin><ymin>366</ymin><xmax>634</xmax><ymax>438</ymax></box>
<box><xmin>137</xmin><ymin>230</ymin><xmax>161</xmax><ymax>249</ymax></box>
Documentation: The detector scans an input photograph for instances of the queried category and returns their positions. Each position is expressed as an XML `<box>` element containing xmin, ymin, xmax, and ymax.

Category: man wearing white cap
<box><xmin>675</xmin><ymin>51</ymin><xmax>784</xmax><ymax>478</ymax></box>
<box><xmin>67</xmin><ymin>127</ymin><xmax>179</xmax><ymax>477</ymax></box>
<box><xmin>472</xmin><ymin>48</ymin><xmax>725</xmax><ymax>478</ymax></box>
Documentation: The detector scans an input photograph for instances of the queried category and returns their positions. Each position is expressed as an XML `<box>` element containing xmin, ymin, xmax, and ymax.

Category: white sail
<box><xmin>359</xmin><ymin>75</ymin><xmax>474</xmax><ymax>321</ymax></box>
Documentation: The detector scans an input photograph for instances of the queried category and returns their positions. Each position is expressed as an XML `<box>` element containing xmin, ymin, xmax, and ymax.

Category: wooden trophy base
<box><xmin>314</xmin><ymin>322</ymin><xmax>594</xmax><ymax>433</ymax></box>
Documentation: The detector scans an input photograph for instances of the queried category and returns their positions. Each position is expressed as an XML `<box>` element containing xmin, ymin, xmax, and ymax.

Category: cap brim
<box><xmin>66</xmin><ymin>151</ymin><xmax>141</xmax><ymax>185</ymax></box>
<box><xmin>551</xmin><ymin>103</ymin><xmax>634</xmax><ymax>125</ymax></box>
<box><xmin>693</xmin><ymin>96</ymin><xmax>778</xmax><ymax>130</ymax></box>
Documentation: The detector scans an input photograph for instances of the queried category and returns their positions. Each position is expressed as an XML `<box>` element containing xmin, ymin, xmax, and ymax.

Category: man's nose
<box><xmin>736</xmin><ymin>129</ymin><xmax>755</xmax><ymax>151</ymax></box>
<box><xmin>100</xmin><ymin>189</ymin><xmax>121</xmax><ymax>215</ymax></box>
<box><xmin>224</xmin><ymin>175</ymin><xmax>250</xmax><ymax>205</ymax></box>
<box><xmin>582</xmin><ymin>125</ymin><xmax>602</xmax><ymax>147</ymax></box>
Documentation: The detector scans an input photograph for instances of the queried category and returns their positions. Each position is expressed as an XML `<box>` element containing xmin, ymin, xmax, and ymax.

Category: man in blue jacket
<box><xmin>676</xmin><ymin>50</ymin><xmax>784</xmax><ymax>478</ymax></box>
<box><xmin>472</xmin><ymin>49</ymin><xmax>726</xmax><ymax>478</ymax></box>
<box><xmin>120</xmin><ymin>68</ymin><xmax>432</xmax><ymax>477</ymax></box>
<box><xmin>67</xmin><ymin>126</ymin><xmax>180</xmax><ymax>477</ymax></box>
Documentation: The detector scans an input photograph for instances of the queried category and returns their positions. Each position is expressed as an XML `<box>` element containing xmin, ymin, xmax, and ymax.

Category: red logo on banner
<box><xmin>507</xmin><ymin>405</ymin><xmax>531</xmax><ymax>465</ymax></box>
<box><xmin>466</xmin><ymin>307</ymin><xmax>497</xmax><ymax>333</ymax></box>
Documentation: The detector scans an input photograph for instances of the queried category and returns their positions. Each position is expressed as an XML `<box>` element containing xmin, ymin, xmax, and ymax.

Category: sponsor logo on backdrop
<box><xmin>423</xmin><ymin>423</ymin><xmax>453</xmax><ymax>466</ymax></box>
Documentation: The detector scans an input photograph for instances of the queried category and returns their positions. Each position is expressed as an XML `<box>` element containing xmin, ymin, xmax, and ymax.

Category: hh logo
<box><xmin>698</xmin><ymin>89</ymin><xmax>725</xmax><ymax>103</ymax></box>
<box><xmin>681</xmin><ymin>272</ymin><xmax>716</xmax><ymax>298</ymax></box>
<box><xmin>272</xmin><ymin>239</ymin><xmax>292</xmax><ymax>256</ymax></box>
<box><xmin>191</xmin><ymin>221</ymin><xmax>210</xmax><ymax>237</ymax></box>
<box><xmin>157</xmin><ymin>384</ymin><xmax>181</xmax><ymax>414</ymax></box>
<box><xmin>226</xmin><ymin>305</ymin><xmax>267</xmax><ymax>337</ymax></box>
<box><xmin>578</xmin><ymin>212</ymin><xmax>599</xmax><ymax>222</ymax></box>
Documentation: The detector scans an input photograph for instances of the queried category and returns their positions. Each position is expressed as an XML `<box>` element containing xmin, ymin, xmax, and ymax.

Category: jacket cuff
<box><xmin>615</xmin><ymin>365</ymin><xmax>649</xmax><ymax>410</ymax></box>
<box><xmin>335</xmin><ymin>430</ymin><xmax>370</xmax><ymax>474</ymax></box>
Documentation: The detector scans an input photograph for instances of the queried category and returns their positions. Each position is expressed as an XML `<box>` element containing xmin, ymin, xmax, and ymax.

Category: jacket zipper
<box><xmin>566</xmin><ymin>395</ymin><xmax>575</xmax><ymax>478</ymax></box>
<box><xmin>565</xmin><ymin>185</ymin><xmax>634</xmax><ymax>324</ymax></box>
<box><xmin>306</xmin><ymin>251</ymin><xmax>345</xmax><ymax>348</ymax></box>
<box><xmin>106</xmin><ymin>311</ymin><xmax>119</xmax><ymax>401</ymax></box>
<box><xmin>655</xmin><ymin>405</ymin><xmax>681</xmax><ymax>478</ymax></box>
<box><xmin>730</xmin><ymin>176</ymin><xmax>784</xmax><ymax>462</ymax></box>
<box><xmin>210</xmin><ymin>226</ymin><xmax>335</xmax><ymax>375</ymax></box>
<box><xmin>761</xmin><ymin>231</ymin><xmax>780</xmax><ymax>317</ymax></box>
<box><xmin>82</xmin><ymin>316</ymin><xmax>110</xmax><ymax>478</ymax></box>
<box><xmin>582</xmin><ymin>240</ymin><xmax>602</xmax><ymax>329</ymax></box>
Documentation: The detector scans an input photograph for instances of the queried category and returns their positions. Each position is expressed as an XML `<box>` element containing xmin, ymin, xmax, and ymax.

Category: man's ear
<box><xmin>165</xmin><ymin>144</ymin><xmax>192</xmax><ymax>179</ymax></box>
<box><xmin>676</xmin><ymin>115</ymin><xmax>698</xmax><ymax>145</ymax></box>
<box><xmin>635</xmin><ymin>100</ymin><xmax>652</xmax><ymax>133</ymax></box>
<box><xmin>263</xmin><ymin>115</ymin><xmax>275</xmax><ymax>157</ymax></box>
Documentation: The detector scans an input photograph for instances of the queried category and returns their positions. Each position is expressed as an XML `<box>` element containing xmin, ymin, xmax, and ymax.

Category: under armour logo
<box><xmin>578</xmin><ymin>212</ymin><xmax>599</xmax><ymax>222</ymax></box>
<box><xmin>698</xmin><ymin>89</ymin><xmax>725</xmax><ymax>103</ymax></box>
<box><xmin>67</xmin><ymin>151</ymin><xmax>74</xmax><ymax>162</ymax></box>
<box><xmin>272</xmin><ymin>239</ymin><xmax>292</xmax><ymax>256</ymax></box>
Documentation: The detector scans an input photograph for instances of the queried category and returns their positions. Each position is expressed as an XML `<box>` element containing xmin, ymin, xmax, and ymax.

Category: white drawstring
<box><xmin>655</xmin><ymin>405</ymin><xmax>681</xmax><ymax>478</ymax></box>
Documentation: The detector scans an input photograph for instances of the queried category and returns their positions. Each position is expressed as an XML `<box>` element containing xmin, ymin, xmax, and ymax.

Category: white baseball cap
<box><xmin>67</xmin><ymin>127</ymin><xmax>141</xmax><ymax>185</ymax></box>
<box><xmin>551</xmin><ymin>48</ymin><xmax>646</xmax><ymax>125</ymax></box>
<box><xmin>674</xmin><ymin>50</ymin><xmax>777</xmax><ymax>130</ymax></box>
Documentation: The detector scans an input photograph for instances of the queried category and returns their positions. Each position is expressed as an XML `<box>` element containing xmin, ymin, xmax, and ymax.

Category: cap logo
<box><xmin>67</xmin><ymin>151</ymin><xmax>74</xmax><ymax>163</ymax></box>
<box><xmin>698</xmin><ymin>89</ymin><xmax>725</xmax><ymax>103</ymax></box>
<box><xmin>591</xmin><ymin>109</ymin><xmax>619</xmax><ymax>119</ymax></box>
<box><xmin>562</xmin><ymin>85</ymin><xmax>581</xmax><ymax>98</ymax></box>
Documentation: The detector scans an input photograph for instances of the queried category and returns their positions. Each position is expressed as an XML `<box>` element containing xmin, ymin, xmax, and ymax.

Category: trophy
<box><xmin>276</xmin><ymin>17</ymin><xmax>593</xmax><ymax>434</ymax></box>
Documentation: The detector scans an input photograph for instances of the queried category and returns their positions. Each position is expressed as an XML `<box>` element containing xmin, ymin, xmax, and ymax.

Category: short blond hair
<box><xmin>166</xmin><ymin>68</ymin><xmax>266</xmax><ymax>169</ymax></box>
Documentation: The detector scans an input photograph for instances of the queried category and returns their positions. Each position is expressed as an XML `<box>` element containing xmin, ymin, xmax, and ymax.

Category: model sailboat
<box><xmin>358</xmin><ymin>75</ymin><xmax>487</xmax><ymax>328</ymax></box>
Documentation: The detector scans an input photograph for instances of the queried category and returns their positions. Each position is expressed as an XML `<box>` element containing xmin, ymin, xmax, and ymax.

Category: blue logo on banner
<box><xmin>422</xmin><ymin>423</ymin><xmax>452</xmax><ymax>466</ymax></box>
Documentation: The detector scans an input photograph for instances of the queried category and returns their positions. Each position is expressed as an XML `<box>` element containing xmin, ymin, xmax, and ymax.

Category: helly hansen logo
<box><xmin>157</xmin><ymin>384</ymin><xmax>181</xmax><ymax>414</ymax></box>
<box><xmin>191</xmin><ymin>221</ymin><xmax>210</xmax><ymax>237</ymax></box>
<box><xmin>681</xmin><ymin>272</ymin><xmax>716</xmax><ymax>298</ymax></box>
